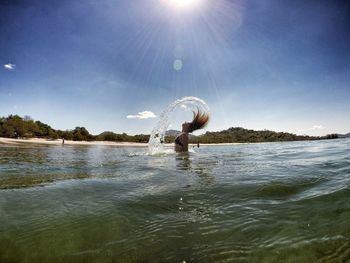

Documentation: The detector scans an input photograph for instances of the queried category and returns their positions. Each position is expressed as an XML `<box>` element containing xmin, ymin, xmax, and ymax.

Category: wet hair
<box><xmin>188</xmin><ymin>109</ymin><xmax>209</xmax><ymax>133</ymax></box>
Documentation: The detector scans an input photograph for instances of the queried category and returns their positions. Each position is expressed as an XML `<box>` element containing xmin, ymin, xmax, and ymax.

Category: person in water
<box><xmin>174</xmin><ymin>109</ymin><xmax>209</xmax><ymax>153</ymax></box>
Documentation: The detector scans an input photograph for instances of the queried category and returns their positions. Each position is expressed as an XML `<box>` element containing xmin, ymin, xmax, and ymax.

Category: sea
<box><xmin>0</xmin><ymin>138</ymin><xmax>349</xmax><ymax>262</ymax></box>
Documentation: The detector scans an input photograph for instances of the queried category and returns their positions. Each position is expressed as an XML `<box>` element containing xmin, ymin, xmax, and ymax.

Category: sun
<box><xmin>163</xmin><ymin>0</ymin><xmax>202</xmax><ymax>10</ymax></box>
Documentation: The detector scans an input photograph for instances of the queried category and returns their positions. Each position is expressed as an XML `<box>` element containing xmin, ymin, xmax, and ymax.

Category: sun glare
<box><xmin>164</xmin><ymin>0</ymin><xmax>201</xmax><ymax>10</ymax></box>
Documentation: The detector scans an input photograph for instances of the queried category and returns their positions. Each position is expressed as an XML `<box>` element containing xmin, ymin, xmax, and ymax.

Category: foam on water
<box><xmin>148</xmin><ymin>96</ymin><xmax>210</xmax><ymax>155</ymax></box>
<box><xmin>128</xmin><ymin>148</ymin><xmax>176</xmax><ymax>157</ymax></box>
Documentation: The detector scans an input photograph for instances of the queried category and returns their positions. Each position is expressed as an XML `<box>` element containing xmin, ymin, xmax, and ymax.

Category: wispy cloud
<box><xmin>4</xmin><ymin>63</ymin><xmax>16</xmax><ymax>70</ymax></box>
<box><xmin>127</xmin><ymin>111</ymin><xmax>156</xmax><ymax>119</ymax></box>
<box><xmin>298</xmin><ymin>125</ymin><xmax>325</xmax><ymax>132</ymax></box>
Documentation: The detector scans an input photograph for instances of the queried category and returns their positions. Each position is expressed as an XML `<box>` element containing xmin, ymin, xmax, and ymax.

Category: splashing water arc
<box><xmin>148</xmin><ymin>96</ymin><xmax>210</xmax><ymax>154</ymax></box>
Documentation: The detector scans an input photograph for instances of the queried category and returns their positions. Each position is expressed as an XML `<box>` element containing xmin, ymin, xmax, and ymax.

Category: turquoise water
<box><xmin>0</xmin><ymin>139</ymin><xmax>349</xmax><ymax>262</ymax></box>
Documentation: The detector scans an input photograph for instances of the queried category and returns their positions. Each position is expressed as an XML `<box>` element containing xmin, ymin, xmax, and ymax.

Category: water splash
<box><xmin>148</xmin><ymin>96</ymin><xmax>210</xmax><ymax>155</ymax></box>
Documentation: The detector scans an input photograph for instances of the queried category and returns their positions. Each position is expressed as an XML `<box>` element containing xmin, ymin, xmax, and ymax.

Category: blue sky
<box><xmin>1</xmin><ymin>0</ymin><xmax>349</xmax><ymax>136</ymax></box>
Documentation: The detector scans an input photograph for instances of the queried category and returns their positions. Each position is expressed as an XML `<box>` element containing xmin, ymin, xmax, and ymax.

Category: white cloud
<box><xmin>298</xmin><ymin>125</ymin><xmax>325</xmax><ymax>132</ymax></box>
<box><xmin>4</xmin><ymin>63</ymin><xmax>16</xmax><ymax>70</ymax></box>
<box><xmin>127</xmin><ymin>111</ymin><xmax>157</xmax><ymax>119</ymax></box>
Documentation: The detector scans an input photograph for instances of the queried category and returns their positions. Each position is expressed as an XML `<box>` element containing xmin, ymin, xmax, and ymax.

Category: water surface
<box><xmin>1</xmin><ymin>139</ymin><xmax>349</xmax><ymax>262</ymax></box>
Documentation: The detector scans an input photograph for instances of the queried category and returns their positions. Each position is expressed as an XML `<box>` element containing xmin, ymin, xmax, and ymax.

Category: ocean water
<box><xmin>0</xmin><ymin>139</ymin><xmax>349</xmax><ymax>262</ymax></box>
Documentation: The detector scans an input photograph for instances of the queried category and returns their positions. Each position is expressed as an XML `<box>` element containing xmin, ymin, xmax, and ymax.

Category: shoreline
<box><xmin>0</xmin><ymin>137</ymin><xmax>148</xmax><ymax>147</ymax></box>
<box><xmin>0</xmin><ymin>137</ymin><xmax>246</xmax><ymax>147</ymax></box>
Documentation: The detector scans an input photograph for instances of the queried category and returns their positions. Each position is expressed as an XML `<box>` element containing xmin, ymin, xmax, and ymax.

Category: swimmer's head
<box><xmin>182</xmin><ymin>122</ymin><xmax>191</xmax><ymax>132</ymax></box>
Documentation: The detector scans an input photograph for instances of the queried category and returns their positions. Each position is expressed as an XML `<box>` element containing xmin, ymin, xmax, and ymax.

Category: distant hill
<box><xmin>165</xmin><ymin>130</ymin><xmax>181</xmax><ymax>137</ymax></box>
<box><xmin>166</xmin><ymin>129</ymin><xmax>197</xmax><ymax>137</ymax></box>
<box><xmin>337</xmin><ymin>133</ymin><xmax>350</xmax><ymax>138</ymax></box>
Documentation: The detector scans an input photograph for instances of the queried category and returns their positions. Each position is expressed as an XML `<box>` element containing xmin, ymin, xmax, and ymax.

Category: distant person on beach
<box><xmin>174</xmin><ymin>109</ymin><xmax>209</xmax><ymax>153</ymax></box>
<box><xmin>62</xmin><ymin>138</ymin><xmax>65</xmax><ymax>145</ymax></box>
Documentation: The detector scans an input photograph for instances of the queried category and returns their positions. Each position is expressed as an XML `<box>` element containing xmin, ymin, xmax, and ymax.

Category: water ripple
<box><xmin>0</xmin><ymin>139</ymin><xmax>350</xmax><ymax>262</ymax></box>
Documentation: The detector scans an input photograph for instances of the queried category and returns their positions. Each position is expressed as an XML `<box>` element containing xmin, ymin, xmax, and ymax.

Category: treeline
<box><xmin>96</xmin><ymin>132</ymin><xmax>149</xmax><ymax>143</ymax></box>
<box><xmin>0</xmin><ymin>115</ymin><xmax>149</xmax><ymax>142</ymax></box>
<box><xmin>189</xmin><ymin>127</ymin><xmax>338</xmax><ymax>143</ymax></box>
<box><xmin>0</xmin><ymin>115</ymin><xmax>339</xmax><ymax>143</ymax></box>
<box><xmin>0</xmin><ymin>115</ymin><xmax>95</xmax><ymax>141</ymax></box>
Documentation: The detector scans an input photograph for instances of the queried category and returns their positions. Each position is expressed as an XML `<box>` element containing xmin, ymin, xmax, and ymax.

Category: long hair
<box><xmin>188</xmin><ymin>109</ymin><xmax>209</xmax><ymax>133</ymax></box>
